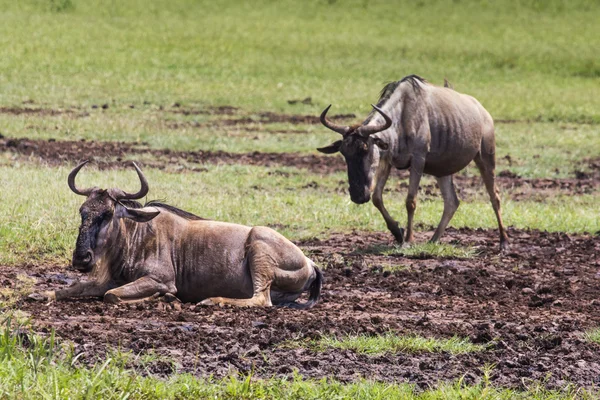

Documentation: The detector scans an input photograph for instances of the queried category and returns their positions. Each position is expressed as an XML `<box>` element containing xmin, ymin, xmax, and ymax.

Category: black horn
<box><xmin>320</xmin><ymin>105</ymin><xmax>351</xmax><ymax>136</ymax></box>
<box><xmin>358</xmin><ymin>104</ymin><xmax>393</xmax><ymax>137</ymax></box>
<box><xmin>68</xmin><ymin>160</ymin><xmax>94</xmax><ymax>197</ymax></box>
<box><xmin>113</xmin><ymin>162</ymin><xmax>149</xmax><ymax>200</ymax></box>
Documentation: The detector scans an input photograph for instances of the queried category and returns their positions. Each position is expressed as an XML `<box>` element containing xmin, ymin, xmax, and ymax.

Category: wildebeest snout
<box><xmin>350</xmin><ymin>187</ymin><xmax>371</xmax><ymax>204</ymax></box>
<box><xmin>72</xmin><ymin>249</ymin><xmax>94</xmax><ymax>272</ymax></box>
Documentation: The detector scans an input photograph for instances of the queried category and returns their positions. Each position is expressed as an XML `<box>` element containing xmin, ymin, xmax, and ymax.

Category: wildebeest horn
<box><xmin>68</xmin><ymin>160</ymin><xmax>94</xmax><ymax>196</ymax></box>
<box><xmin>320</xmin><ymin>105</ymin><xmax>351</xmax><ymax>136</ymax></box>
<box><xmin>358</xmin><ymin>104</ymin><xmax>393</xmax><ymax>137</ymax></box>
<box><xmin>114</xmin><ymin>162</ymin><xmax>149</xmax><ymax>200</ymax></box>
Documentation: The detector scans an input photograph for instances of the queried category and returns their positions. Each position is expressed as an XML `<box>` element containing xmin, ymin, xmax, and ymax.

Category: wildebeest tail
<box><xmin>281</xmin><ymin>264</ymin><xmax>323</xmax><ymax>310</ymax></box>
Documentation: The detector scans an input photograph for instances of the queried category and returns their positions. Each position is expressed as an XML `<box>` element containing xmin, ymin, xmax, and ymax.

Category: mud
<box><xmin>167</xmin><ymin>105</ymin><xmax>356</xmax><ymax>127</ymax></box>
<box><xmin>2</xmin><ymin>137</ymin><xmax>598</xmax><ymax>199</ymax></box>
<box><xmin>4</xmin><ymin>228</ymin><xmax>598</xmax><ymax>389</ymax></box>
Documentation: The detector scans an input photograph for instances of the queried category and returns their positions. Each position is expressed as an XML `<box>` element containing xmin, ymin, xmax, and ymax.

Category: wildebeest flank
<box><xmin>42</xmin><ymin>161</ymin><xmax>322</xmax><ymax>308</ymax></box>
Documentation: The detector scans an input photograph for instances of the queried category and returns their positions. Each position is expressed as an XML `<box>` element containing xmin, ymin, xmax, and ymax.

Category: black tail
<box><xmin>281</xmin><ymin>265</ymin><xmax>323</xmax><ymax>310</ymax></box>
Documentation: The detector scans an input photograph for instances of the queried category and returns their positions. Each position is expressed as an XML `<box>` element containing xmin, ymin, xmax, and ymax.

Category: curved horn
<box><xmin>115</xmin><ymin>162</ymin><xmax>149</xmax><ymax>200</ymax></box>
<box><xmin>358</xmin><ymin>104</ymin><xmax>393</xmax><ymax>137</ymax></box>
<box><xmin>320</xmin><ymin>105</ymin><xmax>351</xmax><ymax>136</ymax></box>
<box><xmin>68</xmin><ymin>160</ymin><xmax>94</xmax><ymax>196</ymax></box>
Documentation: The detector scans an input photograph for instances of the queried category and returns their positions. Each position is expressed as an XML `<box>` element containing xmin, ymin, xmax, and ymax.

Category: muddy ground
<box><xmin>1</xmin><ymin>112</ymin><xmax>600</xmax><ymax>390</ymax></box>
<box><xmin>1</xmin><ymin>228</ymin><xmax>597</xmax><ymax>390</ymax></box>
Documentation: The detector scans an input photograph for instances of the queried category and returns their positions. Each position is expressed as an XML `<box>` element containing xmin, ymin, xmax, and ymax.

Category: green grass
<box><xmin>0</xmin><ymin>318</ymin><xmax>594</xmax><ymax>399</ymax></box>
<box><xmin>364</xmin><ymin>242</ymin><xmax>477</xmax><ymax>259</ymax></box>
<box><xmin>1</xmin><ymin>163</ymin><xmax>598</xmax><ymax>265</ymax></box>
<box><xmin>296</xmin><ymin>333</ymin><xmax>486</xmax><ymax>355</ymax></box>
<box><xmin>0</xmin><ymin>0</ymin><xmax>599</xmax><ymax>123</ymax></box>
<box><xmin>584</xmin><ymin>328</ymin><xmax>600</xmax><ymax>345</ymax></box>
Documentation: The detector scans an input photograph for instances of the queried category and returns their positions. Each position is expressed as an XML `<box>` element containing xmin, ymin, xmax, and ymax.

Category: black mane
<box><xmin>375</xmin><ymin>75</ymin><xmax>427</xmax><ymax>107</ymax></box>
<box><xmin>120</xmin><ymin>199</ymin><xmax>207</xmax><ymax>221</ymax></box>
<box><xmin>400</xmin><ymin>74</ymin><xmax>427</xmax><ymax>90</ymax></box>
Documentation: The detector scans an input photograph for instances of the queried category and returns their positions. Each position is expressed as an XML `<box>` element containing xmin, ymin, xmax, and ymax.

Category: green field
<box><xmin>1</xmin><ymin>0</ymin><xmax>599</xmax><ymax>398</ymax></box>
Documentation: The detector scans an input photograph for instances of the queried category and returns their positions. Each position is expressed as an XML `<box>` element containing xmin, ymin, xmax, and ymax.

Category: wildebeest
<box><xmin>44</xmin><ymin>161</ymin><xmax>322</xmax><ymax>308</ymax></box>
<box><xmin>317</xmin><ymin>75</ymin><xmax>509</xmax><ymax>250</ymax></box>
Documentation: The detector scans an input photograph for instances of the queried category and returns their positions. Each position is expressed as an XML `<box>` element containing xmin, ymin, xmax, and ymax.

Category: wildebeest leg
<box><xmin>405</xmin><ymin>157</ymin><xmax>425</xmax><ymax>243</ymax></box>
<box><xmin>372</xmin><ymin>163</ymin><xmax>404</xmax><ymax>243</ymax></box>
<box><xmin>204</xmin><ymin>237</ymin><xmax>276</xmax><ymax>307</ymax></box>
<box><xmin>103</xmin><ymin>276</ymin><xmax>174</xmax><ymax>304</ymax></box>
<box><xmin>430</xmin><ymin>175</ymin><xmax>460</xmax><ymax>242</ymax></box>
<box><xmin>50</xmin><ymin>280</ymin><xmax>114</xmax><ymax>301</ymax></box>
<box><xmin>473</xmin><ymin>151</ymin><xmax>510</xmax><ymax>250</ymax></box>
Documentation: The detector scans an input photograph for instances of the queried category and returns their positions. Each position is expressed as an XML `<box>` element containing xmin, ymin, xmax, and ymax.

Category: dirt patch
<box><xmin>0</xmin><ymin>107</ymin><xmax>86</xmax><ymax>118</ymax></box>
<box><xmin>1</xmin><ymin>136</ymin><xmax>343</xmax><ymax>175</ymax></box>
<box><xmin>167</xmin><ymin>107</ymin><xmax>355</xmax><ymax>128</ymax></box>
<box><xmin>10</xmin><ymin>228</ymin><xmax>600</xmax><ymax>389</ymax></box>
<box><xmin>2</xmin><ymin>137</ymin><xmax>598</xmax><ymax>199</ymax></box>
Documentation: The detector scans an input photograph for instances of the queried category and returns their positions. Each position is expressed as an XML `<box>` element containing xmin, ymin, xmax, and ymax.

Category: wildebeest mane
<box><xmin>376</xmin><ymin>81</ymin><xmax>401</xmax><ymax>106</ymax></box>
<box><xmin>120</xmin><ymin>199</ymin><xmax>207</xmax><ymax>220</ymax></box>
<box><xmin>375</xmin><ymin>75</ymin><xmax>427</xmax><ymax>107</ymax></box>
<box><xmin>400</xmin><ymin>74</ymin><xmax>427</xmax><ymax>92</ymax></box>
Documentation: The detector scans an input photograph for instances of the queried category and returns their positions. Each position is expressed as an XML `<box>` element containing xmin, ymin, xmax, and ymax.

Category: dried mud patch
<box><xmin>0</xmin><ymin>106</ymin><xmax>88</xmax><ymax>118</ymax></box>
<box><xmin>0</xmin><ymin>136</ymin><xmax>341</xmax><ymax>174</ymax></box>
<box><xmin>166</xmin><ymin>106</ymin><xmax>355</xmax><ymax>128</ymax></box>
<box><xmin>2</xmin><ymin>137</ymin><xmax>598</xmax><ymax>199</ymax></box>
<box><xmin>10</xmin><ymin>228</ymin><xmax>600</xmax><ymax>389</ymax></box>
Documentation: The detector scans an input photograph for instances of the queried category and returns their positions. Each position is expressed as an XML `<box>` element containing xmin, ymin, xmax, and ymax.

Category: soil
<box><xmin>2</xmin><ymin>137</ymin><xmax>598</xmax><ymax>200</ymax></box>
<box><xmin>3</xmin><ymin>228</ymin><xmax>598</xmax><ymax>389</ymax></box>
<box><xmin>1</xmin><ymin>113</ymin><xmax>599</xmax><ymax>389</ymax></box>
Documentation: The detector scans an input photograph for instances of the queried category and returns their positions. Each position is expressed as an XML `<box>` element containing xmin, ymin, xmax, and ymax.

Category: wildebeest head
<box><xmin>68</xmin><ymin>161</ymin><xmax>160</xmax><ymax>272</ymax></box>
<box><xmin>317</xmin><ymin>105</ymin><xmax>392</xmax><ymax>204</ymax></box>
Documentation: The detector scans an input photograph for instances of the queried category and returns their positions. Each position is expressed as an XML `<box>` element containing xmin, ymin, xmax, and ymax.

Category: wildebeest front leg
<box><xmin>430</xmin><ymin>175</ymin><xmax>460</xmax><ymax>242</ymax></box>
<box><xmin>372</xmin><ymin>163</ymin><xmax>404</xmax><ymax>243</ymax></box>
<box><xmin>103</xmin><ymin>276</ymin><xmax>174</xmax><ymax>304</ymax></box>
<box><xmin>50</xmin><ymin>280</ymin><xmax>114</xmax><ymax>301</ymax></box>
<box><xmin>405</xmin><ymin>157</ymin><xmax>425</xmax><ymax>243</ymax></box>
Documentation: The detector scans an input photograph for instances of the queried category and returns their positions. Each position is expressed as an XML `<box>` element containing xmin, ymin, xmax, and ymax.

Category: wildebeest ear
<box><xmin>373</xmin><ymin>137</ymin><xmax>389</xmax><ymax>150</ymax></box>
<box><xmin>317</xmin><ymin>140</ymin><xmax>342</xmax><ymax>154</ymax></box>
<box><xmin>116</xmin><ymin>205</ymin><xmax>160</xmax><ymax>222</ymax></box>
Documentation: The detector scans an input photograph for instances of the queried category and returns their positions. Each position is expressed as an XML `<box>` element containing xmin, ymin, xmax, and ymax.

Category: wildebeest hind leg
<box><xmin>103</xmin><ymin>276</ymin><xmax>174</xmax><ymax>304</ymax></box>
<box><xmin>430</xmin><ymin>175</ymin><xmax>460</xmax><ymax>242</ymax></box>
<box><xmin>473</xmin><ymin>151</ymin><xmax>509</xmax><ymax>250</ymax></box>
<box><xmin>203</xmin><ymin>240</ymin><xmax>274</xmax><ymax>307</ymax></box>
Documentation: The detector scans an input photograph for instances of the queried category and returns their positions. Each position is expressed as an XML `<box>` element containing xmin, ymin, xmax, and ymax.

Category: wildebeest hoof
<box><xmin>391</xmin><ymin>227</ymin><xmax>405</xmax><ymax>243</ymax></box>
<box><xmin>104</xmin><ymin>292</ymin><xmax>120</xmax><ymax>304</ymax></box>
<box><xmin>29</xmin><ymin>291</ymin><xmax>55</xmax><ymax>302</ymax></box>
<box><xmin>200</xmin><ymin>297</ymin><xmax>224</xmax><ymax>306</ymax></box>
<box><xmin>199</xmin><ymin>298</ymin><xmax>216</xmax><ymax>306</ymax></box>
<box><xmin>162</xmin><ymin>293</ymin><xmax>180</xmax><ymax>303</ymax></box>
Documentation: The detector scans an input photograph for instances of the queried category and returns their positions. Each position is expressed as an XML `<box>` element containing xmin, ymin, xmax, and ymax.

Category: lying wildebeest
<box><xmin>44</xmin><ymin>161</ymin><xmax>322</xmax><ymax>308</ymax></box>
<box><xmin>317</xmin><ymin>75</ymin><xmax>509</xmax><ymax>249</ymax></box>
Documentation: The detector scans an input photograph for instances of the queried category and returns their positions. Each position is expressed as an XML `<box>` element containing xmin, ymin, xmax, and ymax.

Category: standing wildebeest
<box><xmin>44</xmin><ymin>161</ymin><xmax>322</xmax><ymax>308</ymax></box>
<box><xmin>317</xmin><ymin>75</ymin><xmax>509</xmax><ymax>249</ymax></box>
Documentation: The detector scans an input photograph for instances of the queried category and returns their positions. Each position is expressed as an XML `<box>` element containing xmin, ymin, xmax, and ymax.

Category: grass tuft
<box><xmin>584</xmin><ymin>328</ymin><xmax>600</xmax><ymax>345</ymax></box>
<box><xmin>364</xmin><ymin>242</ymin><xmax>478</xmax><ymax>259</ymax></box>
<box><xmin>288</xmin><ymin>332</ymin><xmax>486</xmax><ymax>355</ymax></box>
